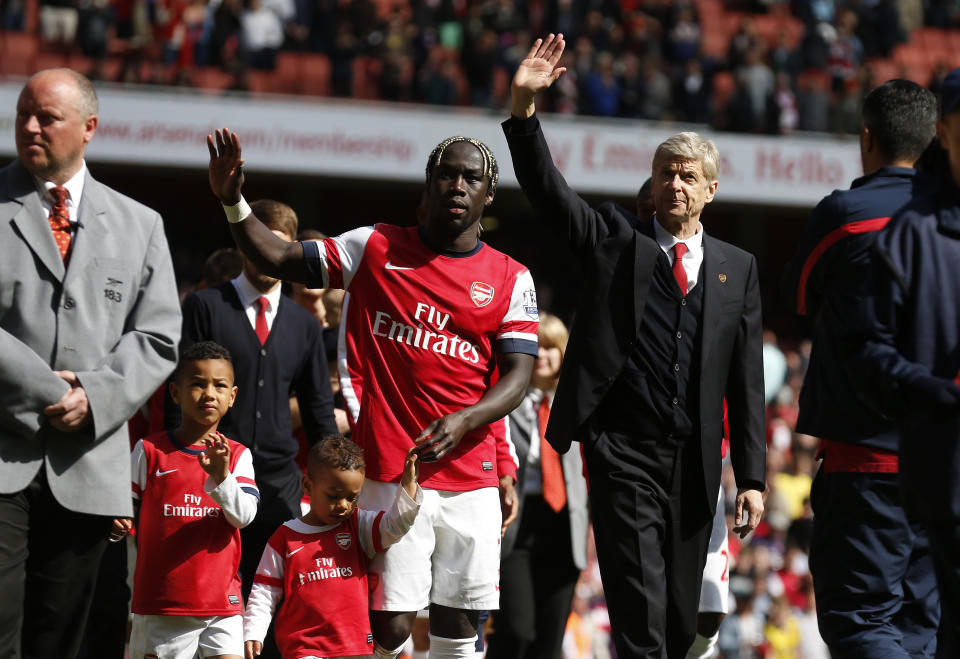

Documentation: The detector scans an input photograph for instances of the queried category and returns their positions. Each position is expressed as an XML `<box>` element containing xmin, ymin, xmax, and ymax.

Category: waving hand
<box><xmin>511</xmin><ymin>34</ymin><xmax>567</xmax><ymax>118</ymax></box>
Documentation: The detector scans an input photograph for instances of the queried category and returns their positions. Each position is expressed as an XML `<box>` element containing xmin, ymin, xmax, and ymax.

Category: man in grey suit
<box><xmin>0</xmin><ymin>68</ymin><xmax>181</xmax><ymax>657</ymax></box>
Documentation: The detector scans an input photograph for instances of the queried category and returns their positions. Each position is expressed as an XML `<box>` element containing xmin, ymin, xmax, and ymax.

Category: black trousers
<box><xmin>810</xmin><ymin>467</ymin><xmax>939</xmax><ymax>659</ymax></box>
<box><xmin>583</xmin><ymin>430</ymin><xmax>711</xmax><ymax>659</ymax></box>
<box><xmin>899</xmin><ymin>414</ymin><xmax>960</xmax><ymax>659</ymax></box>
<box><xmin>0</xmin><ymin>469</ymin><xmax>112</xmax><ymax>659</ymax></box>
<box><xmin>487</xmin><ymin>496</ymin><xmax>581</xmax><ymax>659</ymax></box>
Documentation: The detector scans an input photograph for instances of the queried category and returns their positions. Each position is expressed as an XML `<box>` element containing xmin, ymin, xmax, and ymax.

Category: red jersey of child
<box><xmin>131</xmin><ymin>430</ymin><xmax>259</xmax><ymax>615</ymax></box>
<box><xmin>244</xmin><ymin>485</ymin><xmax>421</xmax><ymax>657</ymax></box>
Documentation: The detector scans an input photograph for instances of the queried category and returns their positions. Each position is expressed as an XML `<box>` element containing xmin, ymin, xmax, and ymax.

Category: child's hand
<box><xmin>402</xmin><ymin>446</ymin><xmax>420</xmax><ymax>499</ymax></box>
<box><xmin>245</xmin><ymin>640</ymin><xmax>262</xmax><ymax>659</ymax></box>
<box><xmin>109</xmin><ymin>517</ymin><xmax>132</xmax><ymax>543</ymax></box>
<box><xmin>198</xmin><ymin>432</ymin><xmax>231</xmax><ymax>485</ymax></box>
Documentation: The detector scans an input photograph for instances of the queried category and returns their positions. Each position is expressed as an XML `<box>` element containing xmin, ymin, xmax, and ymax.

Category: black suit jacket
<box><xmin>503</xmin><ymin>115</ymin><xmax>766</xmax><ymax>516</ymax></box>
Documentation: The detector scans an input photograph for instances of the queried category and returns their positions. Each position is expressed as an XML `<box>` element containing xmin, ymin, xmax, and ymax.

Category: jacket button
<box><xmin>260</xmin><ymin>349</ymin><xmax>267</xmax><ymax>357</ymax></box>
<box><xmin>63</xmin><ymin>297</ymin><xmax>75</xmax><ymax>310</ymax></box>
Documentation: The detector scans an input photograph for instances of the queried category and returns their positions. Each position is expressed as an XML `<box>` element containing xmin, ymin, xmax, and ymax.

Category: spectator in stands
<box><xmin>639</xmin><ymin>55</ymin><xmax>672</xmax><ymax>120</ymax></box>
<box><xmin>583</xmin><ymin>51</ymin><xmax>620</xmax><ymax>116</ymax></box>
<box><xmin>242</xmin><ymin>0</ymin><xmax>284</xmax><ymax>69</ymax></box>
<box><xmin>675</xmin><ymin>57</ymin><xmax>712</xmax><ymax>124</ymax></box>
<box><xmin>39</xmin><ymin>0</ymin><xmax>79</xmax><ymax>45</ymax></box>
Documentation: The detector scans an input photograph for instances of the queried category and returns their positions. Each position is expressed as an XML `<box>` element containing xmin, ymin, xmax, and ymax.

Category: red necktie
<box><xmin>48</xmin><ymin>185</ymin><xmax>72</xmax><ymax>262</ymax></box>
<box><xmin>672</xmin><ymin>242</ymin><xmax>688</xmax><ymax>295</ymax></box>
<box><xmin>538</xmin><ymin>395</ymin><xmax>567</xmax><ymax>513</ymax></box>
<box><xmin>255</xmin><ymin>297</ymin><xmax>270</xmax><ymax>345</ymax></box>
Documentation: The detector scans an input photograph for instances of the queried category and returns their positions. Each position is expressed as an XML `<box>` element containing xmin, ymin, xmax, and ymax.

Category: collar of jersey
<box><xmin>417</xmin><ymin>226</ymin><xmax>484</xmax><ymax>258</ymax></box>
<box><xmin>167</xmin><ymin>430</ymin><xmax>206</xmax><ymax>455</ymax></box>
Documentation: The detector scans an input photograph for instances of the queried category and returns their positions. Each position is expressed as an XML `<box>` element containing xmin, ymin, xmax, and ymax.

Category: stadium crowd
<box><xmin>3</xmin><ymin>0</ymin><xmax>960</xmax><ymax>133</ymax></box>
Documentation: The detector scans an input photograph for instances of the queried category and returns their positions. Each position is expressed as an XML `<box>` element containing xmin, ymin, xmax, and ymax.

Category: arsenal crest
<box><xmin>470</xmin><ymin>281</ymin><xmax>495</xmax><ymax>307</ymax></box>
<box><xmin>336</xmin><ymin>532</ymin><xmax>352</xmax><ymax>549</ymax></box>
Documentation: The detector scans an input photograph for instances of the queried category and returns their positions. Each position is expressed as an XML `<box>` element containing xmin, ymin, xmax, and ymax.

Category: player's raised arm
<box><xmin>207</xmin><ymin>128</ymin><xmax>310</xmax><ymax>284</ymax></box>
<box><xmin>510</xmin><ymin>33</ymin><xmax>567</xmax><ymax>119</ymax></box>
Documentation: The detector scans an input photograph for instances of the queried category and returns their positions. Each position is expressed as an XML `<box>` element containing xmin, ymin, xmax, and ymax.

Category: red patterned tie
<box><xmin>538</xmin><ymin>395</ymin><xmax>567</xmax><ymax>513</ymax></box>
<box><xmin>672</xmin><ymin>242</ymin><xmax>688</xmax><ymax>295</ymax></box>
<box><xmin>48</xmin><ymin>185</ymin><xmax>72</xmax><ymax>262</ymax></box>
<box><xmin>255</xmin><ymin>297</ymin><xmax>270</xmax><ymax>345</ymax></box>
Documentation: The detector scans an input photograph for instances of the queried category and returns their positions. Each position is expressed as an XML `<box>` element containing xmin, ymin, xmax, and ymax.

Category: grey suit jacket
<box><xmin>0</xmin><ymin>160</ymin><xmax>181</xmax><ymax>516</ymax></box>
<box><xmin>503</xmin><ymin>389</ymin><xmax>589</xmax><ymax>570</ymax></box>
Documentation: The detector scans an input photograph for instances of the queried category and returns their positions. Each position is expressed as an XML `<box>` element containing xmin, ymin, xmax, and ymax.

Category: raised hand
<box><xmin>207</xmin><ymin>128</ymin><xmax>245</xmax><ymax>205</ymax></box>
<box><xmin>401</xmin><ymin>446</ymin><xmax>420</xmax><ymax>500</ymax></box>
<box><xmin>198</xmin><ymin>431</ymin><xmax>232</xmax><ymax>485</ymax></box>
<box><xmin>511</xmin><ymin>33</ymin><xmax>567</xmax><ymax>117</ymax></box>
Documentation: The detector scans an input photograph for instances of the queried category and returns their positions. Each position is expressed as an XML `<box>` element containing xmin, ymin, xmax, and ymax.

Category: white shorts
<box><xmin>361</xmin><ymin>480</ymin><xmax>501</xmax><ymax>612</ymax></box>
<box><xmin>699</xmin><ymin>485</ymin><xmax>730</xmax><ymax>614</ymax></box>
<box><xmin>129</xmin><ymin>613</ymin><xmax>244</xmax><ymax>659</ymax></box>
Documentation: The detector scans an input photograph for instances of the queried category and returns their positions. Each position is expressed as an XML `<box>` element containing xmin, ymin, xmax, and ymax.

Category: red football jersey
<box><xmin>304</xmin><ymin>224</ymin><xmax>538</xmax><ymax>490</ymax></box>
<box><xmin>131</xmin><ymin>431</ymin><xmax>259</xmax><ymax>615</ymax></box>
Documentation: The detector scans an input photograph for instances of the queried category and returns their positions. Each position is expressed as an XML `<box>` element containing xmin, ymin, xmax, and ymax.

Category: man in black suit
<box><xmin>502</xmin><ymin>35</ymin><xmax>766</xmax><ymax>658</ymax></box>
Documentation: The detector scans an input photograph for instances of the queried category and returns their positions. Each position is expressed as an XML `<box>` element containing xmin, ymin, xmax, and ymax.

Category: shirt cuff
<box><xmin>501</xmin><ymin>113</ymin><xmax>540</xmax><ymax>136</ymax></box>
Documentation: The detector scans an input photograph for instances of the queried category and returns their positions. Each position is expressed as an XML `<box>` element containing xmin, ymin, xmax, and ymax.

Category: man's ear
<box><xmin>705</xmin><ymin>180</ymin><xmax>719</xmax><ymax>204</ymax></box>
<box><xmin>168</xmin><ymin>380</ymin><xmax>180</xmax><ymax>406</ymax></box>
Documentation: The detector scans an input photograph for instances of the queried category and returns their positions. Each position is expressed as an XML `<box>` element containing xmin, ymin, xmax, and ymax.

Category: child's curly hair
<box><xmin>307</xmin><ymin>434</ymin><xmax>365</xmax><ymax>475</ymax></box>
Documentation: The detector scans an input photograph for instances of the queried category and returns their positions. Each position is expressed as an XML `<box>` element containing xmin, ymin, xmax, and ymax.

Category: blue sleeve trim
<box><xmin>497</xmin><ymin>338</ymin><xmax>539</xmax><ymax>357</ymax></box>
<box><xmin>301</xmin><ymin>240</ymin><xmax>325</xmax><ymax>289</ymax></box>
<box><xmin>241</xmin><ymin>486</ymin><xmax>261</xmax><ymax>502</ymax></box>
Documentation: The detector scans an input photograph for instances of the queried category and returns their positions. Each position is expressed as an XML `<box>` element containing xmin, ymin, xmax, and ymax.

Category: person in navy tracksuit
<box><xmin>782</xmin><ymin>79</ymin><xmax>940</xmax><ymax>658</ymax></box>
<box><xmin>847</xmin><ymin>68</ymin><xmax>960</xmax><ymax>658</ymax></box>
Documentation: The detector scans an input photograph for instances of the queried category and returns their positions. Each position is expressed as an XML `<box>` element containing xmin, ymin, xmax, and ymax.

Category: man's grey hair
<box><xmin>652</xmin><ymin>132</ymin><xmax>719</xmax><ymax>182</ymax></box>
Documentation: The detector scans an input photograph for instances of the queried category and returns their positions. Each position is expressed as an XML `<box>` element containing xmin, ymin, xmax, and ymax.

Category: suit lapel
<box><xmin>632</xmin><ymin>220</ymin><xmax>660</xmax><ymax>336</ymax></box>
<box><xmin>5</xmin><ymin>162</ymin><xmax>65</xmax><ymax>281</ymax></box>
<box><xmin>699</xmin><ymin>232</ymin><xmax>727</xmax><ymax>371</ymax></box>
<box><xmin>67</xmin><ymin>174</ymin><xmax>108</xmax><ymax>279</ymax></box>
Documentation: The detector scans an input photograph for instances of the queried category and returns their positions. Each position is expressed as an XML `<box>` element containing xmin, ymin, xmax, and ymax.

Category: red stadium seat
<box><xmin>299</xmin><ymin>53</ymin><xmax>332</xmax><ymax>97</ymax></box>
<box><xmin>1</xmin><ymin>32</ymin><xmax>39</xmax><ymax>76</ymax></box>
<box><xmin>192</xmin><ymin>67</ymin><xmax>236</xmax><ymax>91</ymax></box>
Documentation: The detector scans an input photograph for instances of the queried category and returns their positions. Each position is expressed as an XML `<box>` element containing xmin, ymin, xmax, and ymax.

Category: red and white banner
<box><xmin>0</xmin><ymin>82</ymin><xmax>860</xmax><ymax>207</ymax></box>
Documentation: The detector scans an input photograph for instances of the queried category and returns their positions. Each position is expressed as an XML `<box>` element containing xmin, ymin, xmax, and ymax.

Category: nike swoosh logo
<box><xmin>155</xmin><ymin>468</ymin><xmax>178</xmax><ymax>477</ymax></box>
<box><xmin>286</xmin><ymin>547</ymin><xmax>304</xmax><ymax>558</ymax></box>
<box><xmin>384</xmin><ymin>261</ymin><xmax>415</xmax><ymax>271</ymax></box>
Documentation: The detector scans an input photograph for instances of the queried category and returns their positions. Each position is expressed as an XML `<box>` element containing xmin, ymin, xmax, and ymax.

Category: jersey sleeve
<box><xmin>496</xmin><ymin>269</ymin><xmax>539</xmax><ymax>356</ymax></box>
<box><xmin>301</xmin><ymin>227</ymin><xmax>375</xmax><ymax>290</ymax></box>
<box><xmin>244</xmin><ymin>534</ymin><xmax>286</xmax><ymax>643</ymax></box>
<box><xmin>494</xmin><ymin>416</ymin><xmax>518</xmax><ymax>481</ymax></box>
<box><xmin>205</xmin><ymin>446</ymin><xmax>259</xmax><ymax>529</ymax></box>
<box><xmin>131</xmin><ymin>439</ymin><xmax>147</xmax><ymax>501</ymax></box>
<box><xmin>357</xmin><ymin>485</ymin><xmax>423</xmax><ymax>558</ymax></box>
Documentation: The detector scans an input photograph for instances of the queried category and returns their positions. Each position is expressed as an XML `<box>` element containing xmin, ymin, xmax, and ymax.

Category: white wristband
<box><xmin>222</xmin><ymin>196</ymin><xmax>252</xmax><ymax>224</ymax></box>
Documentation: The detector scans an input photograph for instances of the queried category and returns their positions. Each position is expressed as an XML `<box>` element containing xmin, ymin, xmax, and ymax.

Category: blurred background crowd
<box><xmin>3</xmin><ymin>0</ymin><xmax>960</xmax><ymax>135</ymax></box>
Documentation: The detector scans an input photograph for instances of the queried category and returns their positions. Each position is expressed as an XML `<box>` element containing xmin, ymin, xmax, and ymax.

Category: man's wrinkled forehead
<box><xmin>654</xmin><ymin>157</ymin><xmax>704</xmax><ymax>175</ymax></box>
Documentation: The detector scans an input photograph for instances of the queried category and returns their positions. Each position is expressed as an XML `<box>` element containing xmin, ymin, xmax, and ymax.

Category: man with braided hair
<box><xmin>207</xmin><ymin>130</ymin><xmax>538</xmax><ymax>659</ymax></box>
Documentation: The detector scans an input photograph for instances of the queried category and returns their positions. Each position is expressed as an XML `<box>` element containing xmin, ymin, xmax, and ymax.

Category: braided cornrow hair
<box><xmin>425</xmin><ymin>136</ymin><xmax>499</xmax><ymax>196</ymax></box>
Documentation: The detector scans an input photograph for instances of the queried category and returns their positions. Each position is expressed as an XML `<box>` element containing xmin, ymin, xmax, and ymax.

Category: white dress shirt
<box><xmin>653</xmin><ymin>216</ymin><xmax>704</xmax><ymax>292</ymax></box>
<box><xmin>35</xmin><ymin>163</ymin><xmax>86</xmax><ymax>228</ymax></box>
<box><xmin>231</xmin><ymin>272</ymin><xmax>282</xmax><ymax>334</ymax></box>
